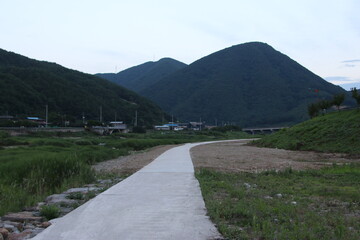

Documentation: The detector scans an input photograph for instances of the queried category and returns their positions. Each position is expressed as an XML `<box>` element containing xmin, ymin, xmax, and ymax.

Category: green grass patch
<box><xmin>40</xmin><ymin>205</ymin><xmax>61</xmax><ymax>220</ymax></box>
<box><xmin>0</xmin><ymin>130</ymin><xmax>254</xmax><ymax>215</ymax></box>
<box><xmin>196</xmin><ymin>165</ymin><xmax>360</xmax><ymax>239</ymax></box>
<box><xmin>254</xmin><ymin>109</ymin><xmax>360</xmax><ymax>154</ymax></box>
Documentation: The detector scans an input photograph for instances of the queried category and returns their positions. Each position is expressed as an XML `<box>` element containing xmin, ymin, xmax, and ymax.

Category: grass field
<box><xmin>196</xmin><ymin>110</ymin><xmax>360</xmax><ymax>239</ymax></box>
<box><xmin>0</xmin><ymin>129</ymin><xmax>250</xmax><ymax>215</ymax></box>
<box><xmin>254</xmin><ymin>109</ymin><xmax>360</xmax><ymax>155</ymax></box>
<box><xmin>196</xmin><ymin>165</ymin><xmax>360</xmax><ymax>239</ymax></box>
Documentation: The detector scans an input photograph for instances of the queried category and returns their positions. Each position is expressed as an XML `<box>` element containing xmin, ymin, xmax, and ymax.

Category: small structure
<box><xmin>154</xmin><ymin>125</ymin><xmax>171</xmax><ymax>131</ymax></box>
<box><xmin>189</xmin><ymin>122</ymin><xmax>204</xmax><ymax>130</ymax></box>
<box><xmin>26</xmin><ymin>117</ymin><xmax>46</xmax><ymax>127</ymax></box>
<box><xmin>108</xmin><ymin>121</ymin><xmax>128</xmax><ymax>134</ymax></box>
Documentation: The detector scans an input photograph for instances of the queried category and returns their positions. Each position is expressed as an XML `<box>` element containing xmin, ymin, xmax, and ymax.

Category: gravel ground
<box><xmin>93</xmin><ymin>140</ymin><xmax>358</xmax><ymax>175</ymax></box>
<box><xmin>92</xmin><ymin>145</ymin><xmax>177</xmax><ymax>174</ymax></box>
<box><xmin>191</xmin><ymin>140</ymin><xmax>357</xmax><ymax>173</ymax></box>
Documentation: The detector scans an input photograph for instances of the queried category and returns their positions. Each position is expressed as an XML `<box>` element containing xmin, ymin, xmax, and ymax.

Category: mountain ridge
<box><xmin>0</xmin><ymin>48</ymin><xmax>167</xmax><ymax>126</ymax></box>
<box><xmin>139</xmin><ymin>42</ymin><xmax>349</xmax><ymax>127</ymax></box>
<box><xmin>96</xmin><ymin>58</ymin><xmax>186</xmax><ymax>92</ymax></box>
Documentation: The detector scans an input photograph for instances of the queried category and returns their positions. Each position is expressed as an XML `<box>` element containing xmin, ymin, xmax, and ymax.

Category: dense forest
<box><xmin>137</xmin><ymin>42</ymin><xmax>351</xmax><ymax>127</ymax></box>
<box><xmin>0</xmin><ymin>49</ymin><xmax>168</xmax><ymax>126</ymax></box>
<box><xmin>96</xmin><ymin>58</ymin><xmax>186</xmax><ymax>92</ymax></box>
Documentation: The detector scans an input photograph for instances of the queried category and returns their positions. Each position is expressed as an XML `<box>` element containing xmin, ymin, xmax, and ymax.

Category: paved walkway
<box><xmin>33</xmin><ymin>141</ymin><xmax>228</xmax><ymax>240</ymax></box>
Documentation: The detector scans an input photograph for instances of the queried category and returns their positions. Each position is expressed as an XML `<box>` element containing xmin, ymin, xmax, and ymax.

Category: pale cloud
<box><xmin>342</xmin><ymin>59</ymin><xmax>360</xmax><ymax>63</ymax></box>
<box><xmin>345</xmin><ymin>64</ymin><xmax>356</xmax><ymax>67</ymax></box>
<box><xmin>325</xmin><ymin>76</ymin><xmax>351</xmax><ymax>83</ymax></box>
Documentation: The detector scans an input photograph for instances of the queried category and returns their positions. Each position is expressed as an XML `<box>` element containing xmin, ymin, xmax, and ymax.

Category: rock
<box><xmin>291</xmin><ymin>201</ymin><xmax>297</xmax><ymax>205</ymax></box>
<box><xmin>41</xmin><ymin>222</ymin><xmax>51</xmax><ymax>228</ymax></box>
<box><xmin>1</xmin><ymin>212</ymin><xmax>43</xmax><ymax>223</ymax></box>
<box><xmin>7</xmin><ymin>229</ymin><xmax>32</xmax><ymax>240</ymax></box>
<box><xmin>97</xmin><ymin>179</ymin><xmax>112</xmax><ymax>184</ymax></box>
<box><xmin>23</xmin><ymin>223</ymin><xmax>35</xmax><ymax>230</ymax></box>
<box><xmin>0</xmin><ymin>233</ymin><xmax>3</xmax><ymax>240</ymax></box>
<box><xmin>45</xmin><ymin>194</ymin><xmax>77</xmax><ymax>205</ymax></box>
<box><xmin>0</xmin><ymin>228</ymin><xmax>9</xmax><ymax>238</ymax></box>
<box><xmin>63</xmin><ymin>187</ymin><xmax>100</xmax><ymax>194</ymax></box>
<box><xmin>264</xmin><ymin>196</ymin><xmax>273</xmax><ymax>200</ymax></box>
<box><xmin>243</xmin><ymin>183</ymin><xmax>251</xmax><ymax>189</ymax></box>
<box><xmin>29</xmin><ymin>228</ymin><xmax>44</xmax><ymax>238</ymax></box>
<box><xmin>275</xmin><ymin>193</ymin><xmax>283</xmax><ymax>198</ymax></box>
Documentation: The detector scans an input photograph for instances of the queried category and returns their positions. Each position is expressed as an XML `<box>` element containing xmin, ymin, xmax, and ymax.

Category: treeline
<box><xmin>308</xmin><ymin>88</ymin><xmax>360</xmax><ymax>118</ymax></box>
<box><xmin>0</xmin><ymin>48</ymin><xmax>169</xmax><ymax>127</ymax></box>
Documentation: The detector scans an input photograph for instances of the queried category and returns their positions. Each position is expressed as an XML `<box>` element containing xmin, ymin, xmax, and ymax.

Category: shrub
<box><xmin>40</xmin><ymin>205</ymin><xmax>60</xmax><ymax>220</ymax></box>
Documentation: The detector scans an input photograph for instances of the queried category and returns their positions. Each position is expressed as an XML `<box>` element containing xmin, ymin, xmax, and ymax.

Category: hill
<box><xmin>0</xmin><ymin>48</ymin><xmax>167</xmax><ymax>126</ymax></box>
<box><xmin>139</xmin><ymin>42</ymin><xmax>349</xmax><ymax>127</ymax></box>
<box><xmin>254</xmin><ymin>109</ymin><xmax>360</xmax><ymax>154</ymax></box>
<box><xmin>96</xmin><ymin>58</ymin><xmax>187</xmax><ymax>92</ymax></box>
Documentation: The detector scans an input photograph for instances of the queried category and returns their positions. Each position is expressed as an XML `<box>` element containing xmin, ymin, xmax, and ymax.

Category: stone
<box><xmin>3</xmin><ymin>222</ymin><xmax>21</xmax><ymax>232</ymax></box>
<box><xmin>97</xmin><ymin>179</ymin><xmax>112</xmax><ymax>184</ymax></box>
<box><xmin>63</xmin><ymin>187</ymin><xmax>100</xmax><ymax>194</ymax></box>
<box><xmin>291</xmin><ymin>201</ymin><xmax>297</xmax><ymax>205</ymax></box>
<box><xmin>275</xmin><ymin>193</ymin><xmax>283</xmax><ymax>198</ymax></box>
<box><xmin>45</xmin><ymin>194</ymin><xmax>77</xmax><ymax>205</ymax></box>
<box><xmin>1</xmin><ymin>212</ymin><xmax>43</xmax><ymax>223</ymax></box>
<box><xmin>264</xmin><ymin>196</ymin><xmax>273</xmax><ymax>200</ymax></box>
<box><xmin>7</xmin><ymin>229</ymin><xmax>32</xmax><ymax>240</ymax></box>
<box><xmin>41</xmin><ymin>222</ymin><xmax>51</xmax><ymax>228</ymax></box>
<box><xmin>0</xmin><ymin>228</ymin><xmax>9</xmax><ymax>238</ymax></box>
<box><xmin>243</xmin><ymin>183</ymin><xmax>251</xmax><ymax>189</ymax></box>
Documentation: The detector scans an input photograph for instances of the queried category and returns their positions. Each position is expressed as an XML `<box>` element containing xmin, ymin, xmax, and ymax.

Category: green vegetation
<box><xmin>40</xmin><ymin>205</ymin><xmax>61</xmax><ymax>220</ymax></box>
<box><xmin>196</xmin><ymin>165</ymin><xmax>360</xmax><ymax>239</ymax></box>
<box><xmin>97</xmin><ymin>58</ymin><xmax>187</xmax><ymax>92</ymax></box>
<box><xmin>139</xmin><ymin>42</ymin><xmax>351</xmax><ymax>127</ymax></box>
<box><xmin>254</xmin><ymin>109</ymin><xmax>360</xmax><ymax>154</ymax></box>
<box><xmin>0</xmin><ymin>48</ymin><xmax>168</xmax><ymax>126</ymax></box>
<box><xmin>0</xmin><ymin>130</ymin><xmax>251</xmax><ymax>215</ymax></box>
<box><xmin>351</xmin><ymin>88</ymin><xmax>360</xmax><ymax>107</ymax></box>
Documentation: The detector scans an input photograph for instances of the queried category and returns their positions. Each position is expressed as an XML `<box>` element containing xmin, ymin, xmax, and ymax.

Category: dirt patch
<box><xmin>92</xmin><ymin>145</ymin><xmax>177</xmax><ymax>174</ymax></box>
<box><xmin>191</xmin><ymin>140</ymin><xmax>358</xmax><ymax>173</ymax></box>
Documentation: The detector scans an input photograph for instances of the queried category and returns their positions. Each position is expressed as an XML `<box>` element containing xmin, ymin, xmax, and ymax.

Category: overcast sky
<box><xmin>1</xmin><ymin>0</ymin><xmax>359</xmax><ymax>89</ymax></box>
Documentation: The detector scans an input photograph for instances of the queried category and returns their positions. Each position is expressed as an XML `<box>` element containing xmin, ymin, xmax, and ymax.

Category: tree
<box><xmin>308</xmin><ymin>103</ymin><xmax>319</xmax><ymax>118</ymax></box>
<box><xmin>332</xmin><ymin>93</ymin><xmax>345</xmax><ymax>111</ymax></box>
<box><xmin>351</xmin><ymin>87</ymin><xmax>360</xmax><ymax>109</ymax></box>
<box><xmin>317</xmin><ymin>99</ymin><xmax>332</xmax><ymax>115</ymax></box>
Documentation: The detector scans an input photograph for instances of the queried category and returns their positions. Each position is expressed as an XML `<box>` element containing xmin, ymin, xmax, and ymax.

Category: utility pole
<box><xmin>114</xmin><ymin>111</ymin><xmax>117</xmax><ymax>121</ymax></box>
<box><xmin>99</xmin><ymin>106</ymin><xmax>103</xmax><ymax>123</ymax></box>
<box><xmin>199</xmin><ymin>117</ymin><xmax>202</xmax><ymax>131</ymax></box>
<box><xmin>82</xmin><ymin>112</ymin><xmax>85</xmax><ymax>124</ymax></box>
<box><xmin>134</xmin><ymin>110</ymin><xmax>138</xmax><ymax>127</ymax></box>
<box><xmin>45</xmin><ymin>104</ymin><xmax>48</xmax><ymax>128</ymax></box>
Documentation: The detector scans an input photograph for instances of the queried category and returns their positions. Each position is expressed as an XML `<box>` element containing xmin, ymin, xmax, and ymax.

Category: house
<box><xmin>154</xmin><ymin>125</ymin><xmax>171</xmax><ymax>131</ymax></box>
<box><xmin>108</xmin><ymin>121</ymin><xmax>128</xmax><ymax>133</ymax></box>
<box><xmin>189</xmin><ymin>122</ymin><xmax>204</xmax><ymax>130</ymax></box>
<box><xmin>26</xmin><ymin>117</ymin><xmax>46</xmax><ymax>126</ymax></box>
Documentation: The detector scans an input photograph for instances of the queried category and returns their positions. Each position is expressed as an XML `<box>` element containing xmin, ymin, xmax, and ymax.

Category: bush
<box><xmin>40</xmin><ymin>205</ymin><xmax>60</xmax><ymax>220</ymax></box>
<box><xmin>132</xmin><ymin>126</ymin><xmax>146</xmax><ymax>133</ymax></box>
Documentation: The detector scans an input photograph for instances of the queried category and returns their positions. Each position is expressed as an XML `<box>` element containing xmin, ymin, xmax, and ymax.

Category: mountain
<box><xmin>0</xmin><ymin>48</ymin><xmax>167</xmax><ymax>126</ymax></box>
<box><xmin>96</xmin><ymin>58</ymin><xmax>187</xmax><ymax>92</ymax></box>
<box><xmin>139</xmin><ymin>42</ymin><xmax>349</xmax><ymax>127</ymax></box>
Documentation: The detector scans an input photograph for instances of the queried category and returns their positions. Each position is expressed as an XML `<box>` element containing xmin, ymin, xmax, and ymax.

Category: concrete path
<box><xmin>33</xmin><ymin>141</ymin><xmax>229</xmax><ymax>240</ymax></box>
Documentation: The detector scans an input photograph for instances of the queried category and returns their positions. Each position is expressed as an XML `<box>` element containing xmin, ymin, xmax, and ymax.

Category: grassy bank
<box><xmin>196</xmin><ymin>165</ymin><xmax>360</xmax><ymax>239</ymax></box>
<box><xmin>0</xmin><ymin>129</ymin><xmax>251</xmax><ymax>215</ymax></box>
<box><xmin>254</xmin><ymin>109</ymin><xmax>360</xmax><ymax>154</ymax></box>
